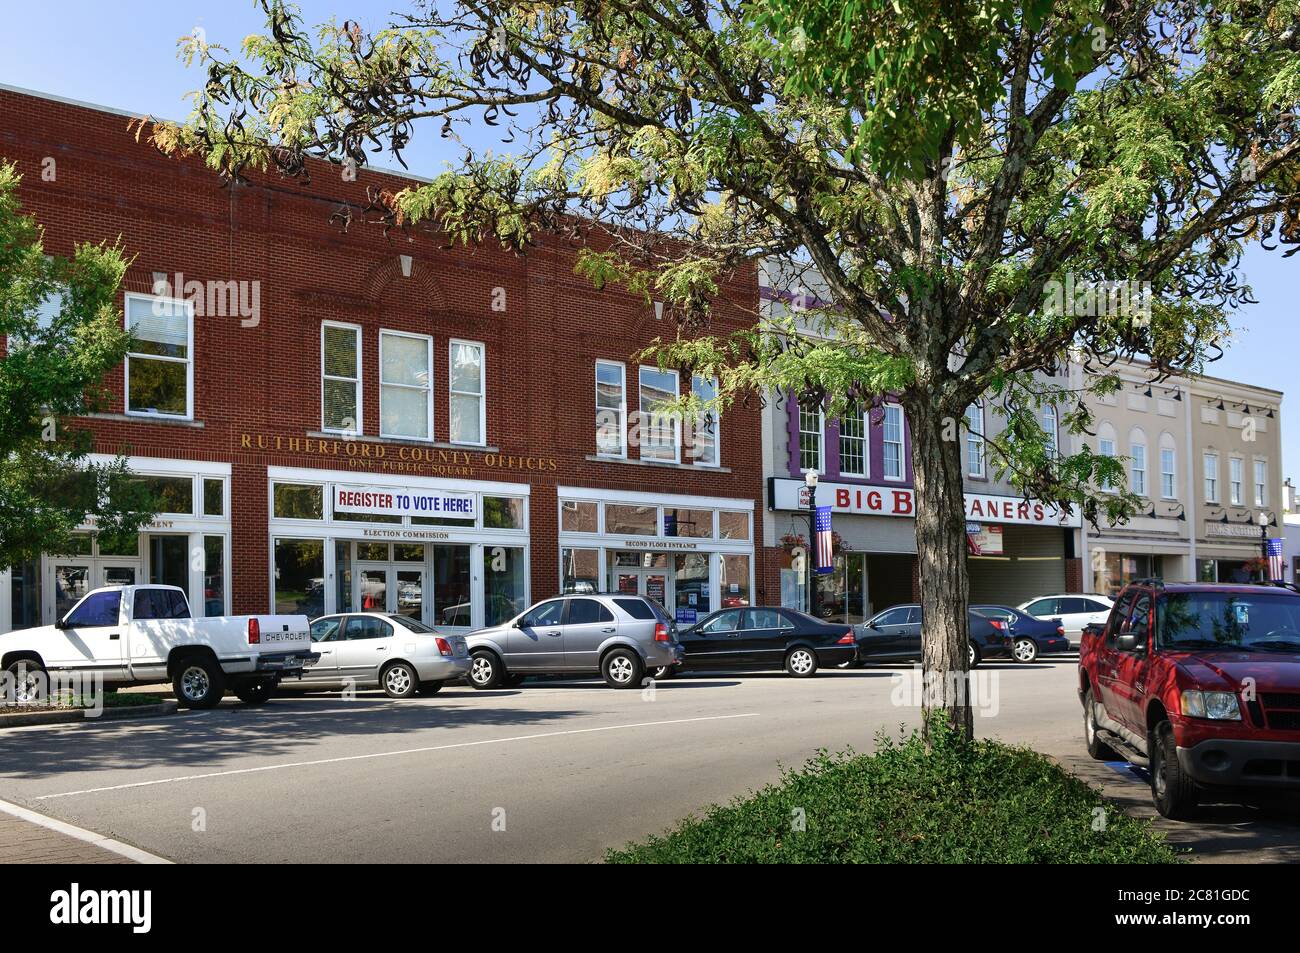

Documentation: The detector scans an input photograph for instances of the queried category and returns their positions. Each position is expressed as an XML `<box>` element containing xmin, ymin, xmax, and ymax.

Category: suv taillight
<box><xmin>837</xmin><ymin>630</ymin><xmax>855</xmax><ymax>644</ymax></box>
<box><xmin>435</xmin><ymin>637</ymin><xmax>453</xmax><ymax>657</ymax></box>
<box><xmin>1057</xmin><ymin>625</ymin><xmax>1065</xmax><ymax>636</ymax></box>
<box><xmin>247</xmin><ymin>617</ymin><xmax>260</xmax><ymax>644</ymax></box>
<box><xmin>654</xmin><ymin>622</ymin><xmax>670</xmax><ymax>642</ymax></box>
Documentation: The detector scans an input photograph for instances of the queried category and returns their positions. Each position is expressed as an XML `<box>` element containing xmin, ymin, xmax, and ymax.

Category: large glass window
<box><xmin>719</xmin><ymin>554</ymin><xmax>751</xmax><ymax>608</ymax></box>
<box><xmin>148</xmin><ymin>535</ymin><xmax>188</xmax><ymax>591</ymax></box>
<box><xmin>883</xmin><ymin>404</ymin><xmax>905</xmax><ymax>479</ymax></box>
<box><xmin>562</xmin><ymin>548</ymin><xmax>601</xmax><ymax>594</ymax></box>
<box><xmin>321</xmin><ymin>322</ymin><xmax>361</xmax><ymax>434</ymax></box>
<box><xmin>638</xmin><ymin>366</ymin><xmax>680</xmax><ymax>462</ymax></box>
<box><xmin>273</xmin><ymin>483</ymin><xmax>324</xmax><ymax>520</ymax></box>
<box><xmin>718</xmin><ymin>511</ymin><xmax>750</xmax><ymax>541</ymax></box>
<box><xmin>839</xmin><ymin>412</ymin><xmax>866</xmax><ymax>477</ymax></box>
<box><xmin>605</xmin><ymin>504</ymin><xmax>657</xmax><ymax>536</ymax></box>
<box><xmin>674</xmin><ymin>553</ymin><xmax>711</xmax><ymax>622</ymax></box>
<box><xmin>10</xmin><ymin>560</ymin><xmax>40</xmax><ymax>631</ymax></box>
<box><xmin>125</xmin><ymin>294</ymin><xmax>192</xmax><ymax>418</ymax></box>
<box><xmin>449</xmin><ymin>340</ymin><xmax>485</xmax><ymax>445</ymax></box>
<box><xmin>484</xmin><ymin>545</ymin><xmax>526</xmax><ymax>627</ymax></box>
<box><xmin>380</xmin><ymin>331</ymin><xmax>432</xmax><ymax>440</ymax></box>
<box><xmin>203</xmin><ymin>478</ymin><xmax>224</xmax><ymax>517</ymax></box>
<box><xmin>689</xmin><ymin>374</ymin><xmax>719</xmax><ymax>467</ymax></box>
<box><xmin>595</xmin><ymin>361</ymin><xmax>627</xmax><ymax>457</ymax></box>
<box><xmin>664</xmin><ymin>508</ymin><xmax>712</xmax><ymax>538</ymax></box>
<box><xmin>274</xmin><ymin>539</ymin><xmax>325</xmax><ymax>617</ymax></box>
<box><xmin>137</xmin><ymin>475</ymin><xmax>194</xmax><ymax>515</ymax></box>
<box><xmin>560</xmin><ymin>500</ymin><xmax>598</xmax><ymax>533</ymax></box>
<box><xmin>334</xmin><ymin>541</ymin><xmax>354</xmax><ymax>614</ymax></box>
<box><xmin>483</xmin><ymin>496</ymin><xmax>525</xmax><ymax>529</ymax></box>
<box><xmin>799</xmin><ymin>404</ymin><xmax>822</xmax><ymax>473</ymax></box>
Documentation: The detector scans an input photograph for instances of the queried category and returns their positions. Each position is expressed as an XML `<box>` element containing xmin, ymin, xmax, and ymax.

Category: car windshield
<box><xmin>391</xmin><ymin>615</ymin><xmax>436</xmax><ymax>633</ymax></box>
<box><xmin>1157</xmin><ymin>592</ymin><xmax>1300</xmax><ymax>651</ymax></box>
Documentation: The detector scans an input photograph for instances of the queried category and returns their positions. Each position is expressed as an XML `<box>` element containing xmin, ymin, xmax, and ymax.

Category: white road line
<box><xmin>0</xmin><ymin>797</ymin><xmax>172</xmax><ymax>864</ymax></box>
<box><xmin>34</xmin><ymin>712</ymin><xmax>761</xmax><ymax>800</ymax></box>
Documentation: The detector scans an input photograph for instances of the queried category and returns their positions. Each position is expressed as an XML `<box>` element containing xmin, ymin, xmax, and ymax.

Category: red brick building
<box><xmin>0</xmin><ymin>84</ymin><xmax>765</xmax><ymax>633</ymax></box>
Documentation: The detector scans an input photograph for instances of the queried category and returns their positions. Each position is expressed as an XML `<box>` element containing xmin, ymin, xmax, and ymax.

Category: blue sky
<box><xmin>3</xmin><ymin>1</ymin><xmax>1296</xmax><ymax>477</ymax></box>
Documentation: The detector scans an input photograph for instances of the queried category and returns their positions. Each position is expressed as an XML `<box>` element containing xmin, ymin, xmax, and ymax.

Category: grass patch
<box><xmin>607</xmin><ymin>722</ymin><xmax>1179</xmax><ymax>864</ymax></box>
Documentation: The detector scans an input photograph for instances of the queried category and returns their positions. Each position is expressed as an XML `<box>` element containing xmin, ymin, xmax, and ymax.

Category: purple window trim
<box><xmin>786</xmin><ymin>397</ymin><xmax>914</xmax><ymax>488</ymax></box>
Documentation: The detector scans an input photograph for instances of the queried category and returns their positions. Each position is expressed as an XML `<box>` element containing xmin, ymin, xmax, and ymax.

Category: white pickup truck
<box><xmin>0</xmin><ymin>584</ymin><xmax>316</xmax><ymax>708</ymax></box>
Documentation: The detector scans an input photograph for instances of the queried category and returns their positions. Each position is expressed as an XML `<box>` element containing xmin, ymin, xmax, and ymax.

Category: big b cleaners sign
<box><xmin>768</xmin><ymin>478</ymin><xmax>1080</xmax><ymax>528</ymax></box>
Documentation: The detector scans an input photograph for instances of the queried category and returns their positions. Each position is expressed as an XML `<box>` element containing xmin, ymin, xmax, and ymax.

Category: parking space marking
<box><xmin>0</xmin><ymin>796</ymin><xmax>172</xmax><ymax>863</ymax></box>
<box><xmin>33</xmin><ymin>712</ymin><xmax>761</xmax><ymax>800</ymax></box>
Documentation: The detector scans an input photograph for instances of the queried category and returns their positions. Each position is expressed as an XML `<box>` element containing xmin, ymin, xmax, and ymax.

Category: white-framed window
<box><xmin>1255</xmin><ymin>459</ymin><xmax>1268</xmax><ymax>507</ymax></box>
<box><xmin>379</xmin><ymin>330</ymin><xmax>432</xmax><ymax>440</ymax></box>
<box><xmin>1131</xmin><ymin>442</ymin><xmax>1147</xmax><ymax>496</ymax></box>
<box><xmin>838</xmin><ymin>411</ymin><xmax>866</xmax><ymax>477</ymax></box>
<box><xmin>1229</xmin><ymin>457</ymin><xmax>1244</xmax><ymax>506</ymax></box>
<box><xmin>595</xmin><ymin>360</ymin><xmax>627</xmax><ymax>458</ymax></box>
<box><xmin>1160</xmin><ymin>444</ymin><xmax>1177</xmax><ymax>499</ymax></box>
<box><xmin>799</xmin><ymin>404</ymin><xmax>822</xmax><ymax>474</ymax></box>
<box><xmin>125</xmin><ymin>293</ymin><xmax>194</xmax><ymax>419</ymax></box>
<box><xmin>321</xmin><ymin>321</ymin><xmax>361</xmax><ymax>434</ymax></box>
<box><xmin>638</xmin><ymin>365</ymin><xmax>680</xmax><ymax>462</ymax></box>
<box><xmin>883</xmin><ymin>403</ymin><xmax>905</xmax><ymax>480</ymax></box>
<box><xmin>1042</xmin><ymin>405</ymin><xmax>1058</xmax><ymax>458</ymax></box>
<box><xmin>1129</xmin><ymin>429</ymin><xmax>1147</xmax><ymax>497</ymax></box>
<box><xmin>689</xmin><ymin>374</ymin><xmax>720</xmax><ymax>467</ymax></box>
<box><xmin>449</xmin><ymin>339</ymin><xmax>486</xmax><ymax>445</ymax></box>
<box><xmin>1098</xmin><ymin>425</ymin><xmax>1117</xmax><ymax>492</ymax></box>
<box><xmin>965</xmin><ymin>402</ymin><xmax>985</xmax><ymax>478</ymax></box>
<box><xmin>1203</xmin><ymin>452</ymin><xmax>1219</xmax><ymax>503</ymax></box>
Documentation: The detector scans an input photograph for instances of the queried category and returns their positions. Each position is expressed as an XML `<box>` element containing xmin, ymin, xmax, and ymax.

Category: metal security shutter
<box><xmin>967</xmin><ymin>526</ymin><xmax>1066</xmax><ymax>606</ymax></box>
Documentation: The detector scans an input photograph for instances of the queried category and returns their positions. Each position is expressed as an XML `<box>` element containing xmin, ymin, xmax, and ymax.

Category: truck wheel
<box><xmin>6</xmin><ymin>658</ymin><xmax>47</xmax><ymax>704</ymax></box>
<box><xmin>173</xmin><ymin>656</ymin><xmax>225</xmax><ymax>709</ymax></box>
<box><xmin>1013</xmin><ymin>638</ymin><xmax>1038</xmax><ymax>663</ymax></box>
<box><xmin>233</xmin><ymin>678</ymin><xmax>277</xmax><ymax>706</ymax></box>
<box><xmin>1151</xmin><ymin>720</ymin><xmax>1199</xmax><ymax>820</ymax></box>
<box><xmin>381</xmin><ymin>661</ymin><xmax>420</xmax><ymax>699</ymax></box>
<box><xmin>650</xmin><ymin>665</ymin><xmax>674</xmax><ymax>680</ymax></box>
<box><xmin>602</xmin><ymin>649</ymin><xmax>644</xmax><ymax>689</ymax></box>
<box><xmin>469</xmin><ymin>651</ymin><xmax>504</xmax><ymax>690</ymax></box>
<box><xmin>784</xmin><ymin>647</ymin><xmax>818</xmax><ymax>677</ymax></box>
<box><xmin>1082</xmin><ymin>687</ymin><xmax>1117</xmax><ymax>760</ymax></box>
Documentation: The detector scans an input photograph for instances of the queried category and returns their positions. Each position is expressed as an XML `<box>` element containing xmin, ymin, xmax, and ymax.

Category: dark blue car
<box><xmin>970</xmin><ymin>605</ymin><xmax>1070</xmax><ymax>662</ymax></box>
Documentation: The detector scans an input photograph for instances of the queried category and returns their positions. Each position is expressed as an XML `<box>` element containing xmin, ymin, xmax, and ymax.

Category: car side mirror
<box><xmin>1116</xmin><ymin>633</ymin><xmax>1141</xmax><ymax>653</ymax></box>
<box><xmin>54</xmin><ymin>617</ymin><xmax>67</xmax><ymax>630</ymax></box>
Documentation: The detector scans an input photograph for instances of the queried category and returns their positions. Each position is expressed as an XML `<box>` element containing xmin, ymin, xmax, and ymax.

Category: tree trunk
<box><xmin>906</xmin><ymin>395</ymin><xmax>974</xmax><ymax>744</ymax></box>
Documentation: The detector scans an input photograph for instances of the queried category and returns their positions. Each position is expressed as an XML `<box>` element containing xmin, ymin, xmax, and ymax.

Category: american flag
<box><xmin>1267</xmin><ymin>537</ymin><xmax>1285</xmax><ymax>582</ymax></box>
<box><xmin>814</xmin><ymin>505</ymin><xmax>834</xmax><ymax>574</ymax></box>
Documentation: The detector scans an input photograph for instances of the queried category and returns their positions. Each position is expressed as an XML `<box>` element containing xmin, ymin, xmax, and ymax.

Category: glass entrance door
<box><xmin>51</xmin><ymin>563</ymin><xmax>91</xmax><ymax>622</ymax></box>
<box><xmin>355</xmin><ymin>564</ymin><xmax>425</xmax><ymax>621</ymax></box>
<box><xmin>357</xmin><ymin>565</ymin><xmax>390</xmax><ymax>613</ymax></box>
<box><xmin>609</xmin><ymin>556</ymin><xmax>674</xmax><ymax>612</ymax></box>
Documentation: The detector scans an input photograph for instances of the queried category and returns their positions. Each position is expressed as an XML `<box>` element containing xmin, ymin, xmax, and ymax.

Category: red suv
<box><xmin>1079</xmin><ymin>580</ymin><xmax>1300</xmax><ymax>819</ymax></box>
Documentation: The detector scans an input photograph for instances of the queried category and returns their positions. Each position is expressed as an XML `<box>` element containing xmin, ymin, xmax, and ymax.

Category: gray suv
<box><xmin>466</xmin><ymin>594</ymin><xmax>684</xmax><ymax>689</ymax></box>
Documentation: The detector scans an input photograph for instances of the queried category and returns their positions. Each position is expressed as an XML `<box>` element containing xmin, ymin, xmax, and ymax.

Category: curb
<box><xmin>0</xmin><ymin>700</ymin><xmax>178</xmax><ymax>729</ymax></box>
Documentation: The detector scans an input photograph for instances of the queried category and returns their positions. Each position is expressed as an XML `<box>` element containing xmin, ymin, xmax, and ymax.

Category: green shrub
<box><xmin>607</xmin><ymin>721</ymin><xmax>1179</xmax><ymax>864</ymax></box>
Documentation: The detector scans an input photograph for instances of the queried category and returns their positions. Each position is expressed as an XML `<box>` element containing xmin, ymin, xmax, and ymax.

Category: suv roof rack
<box><xmin>1129</xmin><ymin>578</ymin><xmax>1166</xmax><ymax>589</ymax></box>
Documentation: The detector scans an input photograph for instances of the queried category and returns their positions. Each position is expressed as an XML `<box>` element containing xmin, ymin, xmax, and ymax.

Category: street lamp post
<box><xmin>1259</xmin><ymin>511</ymin><xmax>1270</xmax><ymax>583</ymax></box>
<box><xmin>805</xmin><ymin>468</ymin><xmax>819</xmax><ymax>617</ymax></box>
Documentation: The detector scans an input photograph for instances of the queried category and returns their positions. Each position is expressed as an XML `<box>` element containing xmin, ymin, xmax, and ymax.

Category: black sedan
<box><xmin>665</xmin><ymin>606</ymin><xmax>858</xmax><ymax>678</ymax></box>
<box><xmin>855</xmin><ymin>603</ymin><xmax>1014</xmax><ymax>667</ymax></box>
<box><xmin>970</xmin><ymin>605</ymin><xmax>1070</xmax><ymax>663</ymax></box>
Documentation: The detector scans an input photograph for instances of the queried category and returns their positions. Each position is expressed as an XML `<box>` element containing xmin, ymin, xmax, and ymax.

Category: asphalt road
<box><xmin>1</xmin><ymin>658</ymin><xmax>1298</xmax><ymax>863</ymax></box>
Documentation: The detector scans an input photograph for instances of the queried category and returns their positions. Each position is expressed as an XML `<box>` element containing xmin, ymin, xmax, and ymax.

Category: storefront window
<box><xmin>335</xmin><ymin>541</ymin><xmax>354</xmax><ymax>613</ymax></box>
<box><xmin>357</xmin><ymin>543</ymin><xmax>388</xmax><ymax>561</ymax></box>
<box><xmin>203</xmin><ymin>478</ymin><xmax>224</xmax><ymax>517</ymax></box>
<box><xmin>485</xmin><ymin>545</ymin><xmax>526</xmax><ymax>626</ymax></box>
<box><xmin>274</xmin><ymin>539</ymin><xmax>325</xmax><ymax>617</ymax></box>
<box><xmin>664</xmin><ymin>507</ymin><xmax>712</xmax><ymax>538</ymax></box>
<box><xmin>149</xmin><ymin>535</ymin><xmax>188</xmax><ymax>591</ymax></box>
<box><xmin>10</xmin><ymin>560</ymin><xmax>40</xmax><ymax>630</ymax></box>
<box><xmin>1093</xmin><ymin>552</ymin><xmax>1154</xmax><ymax>597</ymax></box>
<box><xmin>1196</xmin><ymin>559</ymin><xmax>1217</xmax><ymax>582</ymax></box>
<box><xmin>138</xmin><ymin>475</ymin><xmax>194</xmax><ymax>515</ymax></box>
<box><xmin>814</xmin><ymin>552</ymin><xmax>866</xmax><ymax>624</ymax></box>
<box><xmin>97</xmin><ymin>531</ymin><xmax>140</xmax><ymax>557</ymax></box>
<box><xmin>394</xmin><ymin>544</ymin><xmax>425</xmax><ymax>562</ymax></box>
<box><xmin>435</xmin><ymin>545</ymin><xmax>472</xmax><ymax>626</ymax></box>
<box><xmin>606</xmin><ymin>504</ymin><xmax>657</xmax><ymax>536</ymax></box>
<box><xmin>718</xmin><ymin>511</ymin><xmax>750</xmax><ymax>541</ymax></box>
<box><xmin>562</xmin><ymin>548</ymin><xmax>600</xmax><ymax>594</ymax></box>
<box><xmin>203</xmin><ymin>536</ymin><xmax>225</xmax><ymax>616</ymax></box>
<box><xmin>674</xmin><ymin>553</ymin><xmax>710</xmax><ymax>623</ymax></box>
<box><xmin>719</xmin><ymin>554</ymin><xmax>751</xmax><ymax>608</ymax></box>
<box><xmin>560</xmin><ymin>500</ymin><xmax>598</xmax><ymax>533</ymax></box>
<box><xmin>484</xmin><ymin>497</ymin><xmax>525</xmax><ymax>529</ymax></box>
<box><xmin>273</xmin><ymin>483</ymin><xmax>324</xmax><ymax>520</ymax></box>
<box><xmin>56</xmin><ymin>534</ymin><xmax>93</xmax><ymax>557</ymax></box>
<box><xmin>54</xmin><ymin>565</ymin><xmax>90</xmax><ymax>621</ymax></box>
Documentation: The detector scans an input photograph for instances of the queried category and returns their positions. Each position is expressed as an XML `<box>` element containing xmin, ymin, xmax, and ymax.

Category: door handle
<box><xmin>376</xmin><ymin>646</ymin><xmax>386</xmax><ymax>652</ymax></box>
<box><xmin>601</xmin><ymin>627</ymin><xmax>616</xmax><ymax>633</ymax></box>
<box><xmin>108</xmin><ymin>633</ymin><xmax>120</xmax><ymax>640</ymax></box>
<box><xmin>546</xmin><ymin>630</ymin><xmax>562</xmax><ymax>637</ymax></box>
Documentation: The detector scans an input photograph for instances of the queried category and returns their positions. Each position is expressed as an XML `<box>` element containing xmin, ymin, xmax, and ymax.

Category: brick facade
<box><xmin>0</xmin><ymin>86</ymin><xmax>766</xmax><ymax>621</ymax></box>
